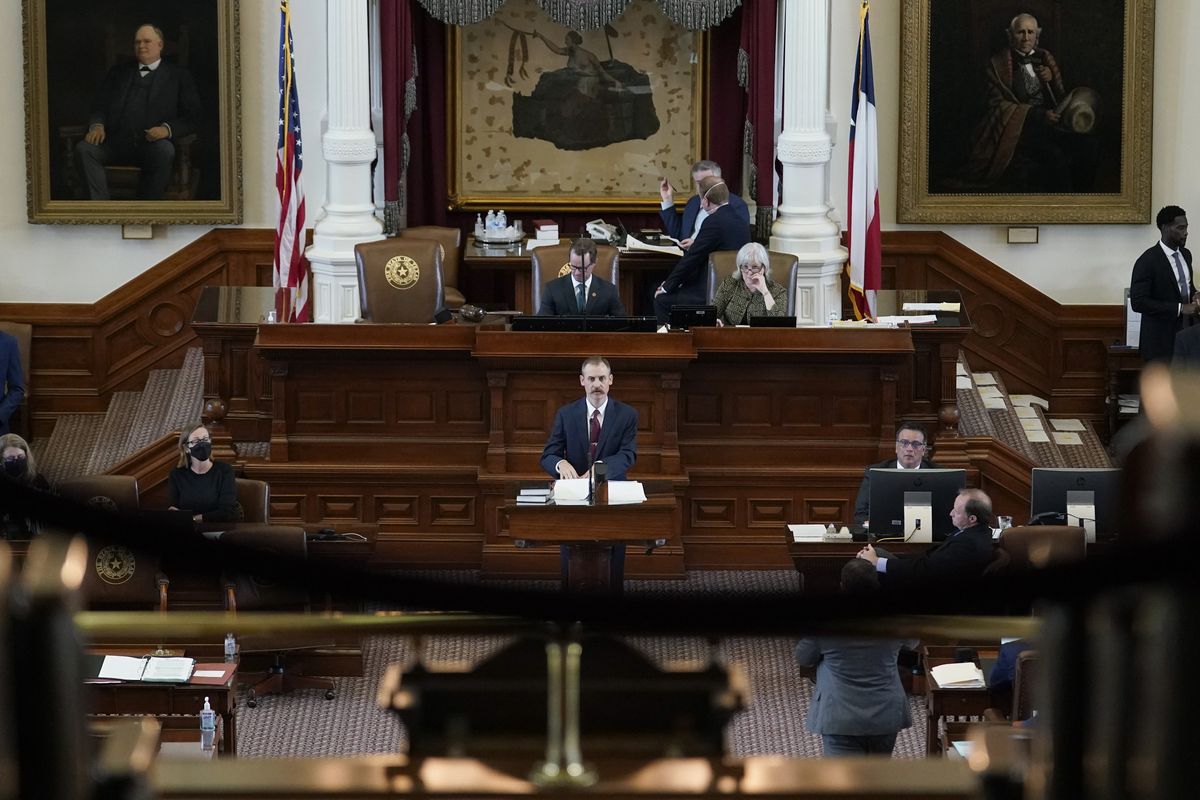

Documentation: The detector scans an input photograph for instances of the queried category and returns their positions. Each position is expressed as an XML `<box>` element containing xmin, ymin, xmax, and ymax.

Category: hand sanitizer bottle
<box><xmin>200</xmin><ymin>696</ymin><xmax>216</xmax><ymax>750</ymax></box>
<box><xmin>475</xmin><ymin>213</ymin><xmax>484</xmax><ymax>239</ymax></box>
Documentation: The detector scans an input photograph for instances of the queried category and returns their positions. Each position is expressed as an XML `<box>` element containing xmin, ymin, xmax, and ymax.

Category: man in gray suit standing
<box><xmin>794</xmin><ymin>560</ymin><xmax>918</xmax><ymax>756</ymax></box>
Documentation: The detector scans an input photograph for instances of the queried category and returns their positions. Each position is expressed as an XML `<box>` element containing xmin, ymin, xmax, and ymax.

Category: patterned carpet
<box><xmin>234</xmin><ymin>571</ymin><xmax>931</xmax><ymax>760</ymax></box>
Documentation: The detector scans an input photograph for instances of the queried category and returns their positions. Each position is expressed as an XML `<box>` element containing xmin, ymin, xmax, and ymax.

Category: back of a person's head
<box><xmin>840</xmin><ymin>558</ymin><xmax>879</xmax><ymax>595</ymax></box>
<box><xmin>699</xmin><ymin>175</ymin><xmax>728</xmax><ymax>205</ymax></box>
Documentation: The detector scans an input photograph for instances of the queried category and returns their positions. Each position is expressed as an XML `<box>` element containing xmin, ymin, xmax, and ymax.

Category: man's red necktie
<box><xmin>588</xmin><ymin>409</ymin><xmax>600</xmax><ymax>464</ymax></box>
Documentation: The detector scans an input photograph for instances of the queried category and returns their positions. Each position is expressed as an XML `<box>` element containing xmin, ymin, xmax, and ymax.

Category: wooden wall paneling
<box><xmin>0</xmin><ymin>229</ymin><xmax>274</xmax><ymax>439</ymax></box>
<box><xmin>246</xmin><ymin>464</ymin><xmax>487</xmax><ymax>568</ymax></box>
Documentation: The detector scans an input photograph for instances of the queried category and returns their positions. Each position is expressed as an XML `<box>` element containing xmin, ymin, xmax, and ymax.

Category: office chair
<box><xmin>354</xmin><ymin>238</ymin><xmax>445</xmax><ymax>323</ymax></box>
<box><xmin>398</xmin><ymin>226</ymin><xmax>466</xmax><ymax>309</ymax></box>
<box><xmin>219</xmin><ymin>524</ymin><xmax>335</xmax><ymax>707</ymax></box>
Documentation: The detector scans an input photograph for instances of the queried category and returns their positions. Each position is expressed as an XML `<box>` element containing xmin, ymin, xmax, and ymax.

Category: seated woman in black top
<box><xmin>168</xmin><ymin>424</ymin><xmax>238</xmax><ymax>523</ymax></box>
<box><xmin>1</xmin><ymin>433</ymin><xmax>51</xmax><ymax>539</ymax></box>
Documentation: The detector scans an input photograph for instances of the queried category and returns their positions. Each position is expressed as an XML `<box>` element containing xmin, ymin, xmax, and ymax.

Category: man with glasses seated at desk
<box><xmin>536</xmin><ymin>238</ymin><xmax>626</xmax><ymax>317</ymax></box>
<box><xmin>852</xmin><ymin>421</ymin><xmax>941</xmax><ymax>532</ymax></box>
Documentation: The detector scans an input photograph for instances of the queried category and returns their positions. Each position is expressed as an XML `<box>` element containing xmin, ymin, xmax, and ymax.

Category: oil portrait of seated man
<box><xmin>34</xmin><ymin>1</ymin><xmax>234</xmax><ymax>216</ymax></box>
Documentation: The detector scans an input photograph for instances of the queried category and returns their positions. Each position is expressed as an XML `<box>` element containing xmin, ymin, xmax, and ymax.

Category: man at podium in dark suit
<box><xmin>1131</xmin><ymin>205</ymin><xmax>1196</xmax><ymax>363</ymax></box>
<box><xmin>541</xmin><ymin>356</ymin><xmax>637</xmax><ymax>481</ymax></box>
<box><xmin>536</xmin><ymin>238</ymin><xmax>626</xmax><ymax>317</ymax></box>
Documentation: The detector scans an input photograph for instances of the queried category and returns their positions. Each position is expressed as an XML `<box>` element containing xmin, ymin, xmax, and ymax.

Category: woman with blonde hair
<box><xmin>1</xmin><ymin>432</ymin><xmax>51</xmax><ymax>539</ymax></box>
<box><xmin>168</xmin><ymin>423</ymin><xmax>238</xmax><ymax>523</ymax></box>
<box><xmin>713</xmin><ymin>242</ymin><xmax>788</xmax><ymax>326</ymax></box>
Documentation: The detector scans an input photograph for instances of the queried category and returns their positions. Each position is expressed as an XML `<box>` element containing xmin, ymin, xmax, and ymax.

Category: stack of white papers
<box><xmin>931</xmin><ymin>662</ymin><xmax>986</xmax><ymax>688</ymax></box>
<box><xmin>788</xmin><ymin>524</ymin><xmax>828</xmax><ymax>542</ymax></box>
<box><xmin>607</xmin><ymin>480</ymin><xmax>646</xmax><ymax>505</ymax></box>
<box><xmin>902</xmin><ymin>302</ymin><xmax>961</xmax><ymax>312</ymax></box>
<box><xmin>875</xmin><ymin>314</ymin><xmax>939</xmax><ymax>326</ymax></box>
<box><xmin>623</xmin><ymin>233</ymin><xmax>683</xmax><ymax>256</ymax></box>
<box><xmin>551</xmin><ymin>478</ymin><xmax>590</xmax><ymax>505</ymax></box>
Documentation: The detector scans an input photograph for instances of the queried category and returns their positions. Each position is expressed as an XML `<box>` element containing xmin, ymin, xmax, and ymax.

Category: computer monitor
<box><xmin>669</xmin><ymin>305</ymin><xmax>718</xmax><ymax>330</ymax></box>
<box><xmin>1030</xmin><ymin>468</ymin><xmax>1122</xmax><ymax>539</ymax></box>
<box><xmin>868</xmin><ymin>468</ymin><xmax>966</xmax><ymax>541</ymax></box>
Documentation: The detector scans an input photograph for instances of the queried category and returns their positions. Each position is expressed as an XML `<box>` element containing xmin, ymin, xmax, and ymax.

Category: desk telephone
<box><xmin>585</xmin><ymin>219</ymin><xmax>625</xmax><ymax>245</ymax></box>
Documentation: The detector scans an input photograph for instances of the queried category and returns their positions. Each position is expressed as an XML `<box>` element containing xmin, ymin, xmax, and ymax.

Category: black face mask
<box><xmin>3</xmin><ymin>458</ymin><xmax>26</xmax><ymax>477</ymax></box>
<box><xmin>189</xmin><ymin>442</ymin><xmax>213</xmax><ymax>462</ymax></box>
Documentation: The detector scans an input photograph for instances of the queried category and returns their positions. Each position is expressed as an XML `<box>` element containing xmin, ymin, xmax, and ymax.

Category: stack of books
<box><xmin>517</xmin><ymin>487</ymin><xmax>552</xmax><ymax>505</ymax></box>
<box><xmin>532</xmin><ymin>219</ymin><xmax>559</xmax><ymax>242</ymax></box>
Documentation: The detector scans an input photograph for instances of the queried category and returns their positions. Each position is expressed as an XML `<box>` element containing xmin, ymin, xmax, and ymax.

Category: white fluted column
<box><xmin>307</xmin><ymin>0</ymin><xmax>383</xmax><ymax>323</ymax></box>
<box><xmin>770</xmin><ymin>0</ymin><xmax>847</xmax><ymax>326</ymax></box>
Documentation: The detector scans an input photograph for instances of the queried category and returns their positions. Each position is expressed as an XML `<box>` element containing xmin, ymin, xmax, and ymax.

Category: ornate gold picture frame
<box><xmin>897</xmin><ymin>0</ymin><xmax>1153</xmax><ymax>224</ymax></box>
<box><xmin>447</xmin><ymin>0</ymin><xmax>707</xmax><ymax>211</ymax></box>
<box><xmin>23</xmin><ymin>0</ymin><xmax>241</xmax><ymax>224</ymax></box>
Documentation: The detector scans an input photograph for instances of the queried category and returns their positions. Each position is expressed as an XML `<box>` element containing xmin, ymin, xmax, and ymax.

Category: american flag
<box><xmin>847</xmin><ymin>1</ymin><xmax>880</xmax><ymax>321</ymax></box>
<box><xmin>274</xmin><ymin>0</ymin><xmax>311</xmax><ymax>322</ymax></box>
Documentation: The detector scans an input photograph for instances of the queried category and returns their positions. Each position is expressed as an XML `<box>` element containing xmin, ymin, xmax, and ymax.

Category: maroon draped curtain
<box><xmin>740</xmin><ymin>0</ymin><xmax>777</xmax><ymax>238</ymax></box>
<box><xmin>380</xmin><ymin>0</ymin><xmax>773</xmax><ymax>236</ymax></box>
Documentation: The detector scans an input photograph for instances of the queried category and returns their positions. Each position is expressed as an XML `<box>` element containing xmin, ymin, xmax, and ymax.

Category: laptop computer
<box><xmin>511</xmin><ymin>316</ymin><xmax>588</xmax><ymax>332</ymax></box>
<box><xmin>669</xmin><ymin>305</ymin><xmax>719</xmax><ymax>330</ymax></box>
<box><xmin>749</xmin><ymin>316</ymin><xmax>796</xmax><ymax>328</ymax></box>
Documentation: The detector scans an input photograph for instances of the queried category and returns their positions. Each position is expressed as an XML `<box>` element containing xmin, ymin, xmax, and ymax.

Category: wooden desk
<box><xmin>784</xmin><ymin>535</ymin><xmax>932</xmax><ymax>594</ymax></box>
<box><xmin>506</xmin><ymin>497</ymin><xmax>676</xmax><ymax>593</ymax></box>
<box><xmin>85</xmin><ymin>663</ymin><xmax>238</xmax><ymax>756</ymax></box>
<box><xmin>922</xmin><ymin>644</ymin><xmax>998</xmax><ymax>755</ymax></box>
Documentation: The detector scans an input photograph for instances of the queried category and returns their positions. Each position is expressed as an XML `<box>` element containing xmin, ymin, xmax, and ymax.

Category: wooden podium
<box><xmin>506</xmin><ymin>497</ymin><xmax>676</xmax><ymax>593</ymax></box>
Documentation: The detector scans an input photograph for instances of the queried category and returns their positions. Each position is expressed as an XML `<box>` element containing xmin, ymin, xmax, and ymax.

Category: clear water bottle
<box><xmin>497</xmin><ymin>209</ymin><xmax>507</xmax><ymax>232</ymax></box>
<box><xmin>485</xmin><ymin>209</ymin><xmax>495</xmax><ymax>234</ymax></box>
<box><xmin>200</xmin><ymin>696</ymin><xmax>216</xmax><ymax>750</ymax></box>
<box><xmin>224</xmin><ymin>632</ymin><xmax>238</xmax><ymax>662</ymax></box>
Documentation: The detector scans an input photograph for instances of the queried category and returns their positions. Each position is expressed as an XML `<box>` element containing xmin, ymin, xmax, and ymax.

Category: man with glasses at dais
<box><xmin>852</xmin><ymin>422</ymin><xmax>941</xmax><ymax>532</ymax></box>
<box><xmin>536</xmin><ymin>238</ymin><xmax>626</xmax><ymax>317</ymax></box>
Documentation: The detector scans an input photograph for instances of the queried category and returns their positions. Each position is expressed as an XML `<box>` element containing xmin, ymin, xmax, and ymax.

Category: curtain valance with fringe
<box><xmin>415</xmin><ymin>0</ymin><xmax>739</xmax><ymax>31</ymax></box>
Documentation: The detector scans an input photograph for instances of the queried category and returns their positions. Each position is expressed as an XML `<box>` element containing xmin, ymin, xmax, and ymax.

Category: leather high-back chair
<box><xmin>219</xmin><ymin>524</ymin><xmax>335</xmax><ymax>705</ymax></box>
<box><xmin>354</xmin><ymin>238</ymin><xmax>445</xmax><ymax>323</ymax></box>
<box><xmin>706</xmin><ymin>250</ymin><xmax>801</xmax><ymax>316</ymax></box>
<box><xmin>530</xmin><ymin>243</ymin><xmax>619</xmax><ymax>312</ymax></box>
<box><xmin>0</xmin><ymin>321</ymin><xmax>31</xmax><ymax>438</ymax></box>
<box><xmin>398</xmin><ymin>226</ymin><xmax>465</xmax><ymax>309</ymax></box>
<box><xmin>998</xmin><ymin>525</ymin><xmax>1087</xmax><ymax>571</ymax></box>
<box><xmin>55</xmin><ymin>475</ymin><xmax>169</xmax><ymax>611</ymax></box>
<box><xmin>235</xmin><ymin>478</ymin><xmax>270</xmax><ymax>524</ymax></box>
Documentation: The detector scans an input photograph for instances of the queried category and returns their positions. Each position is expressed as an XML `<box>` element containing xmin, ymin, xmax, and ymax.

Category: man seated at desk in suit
<box><xmin>537</xmin><ymin>238</ymin><xmax>626</xmax><ymax>317</ymax></box>
<box><xmin>855</xmin><ymin>488</ymin><xmax>996</xmax><ymax>585</ymax></box>
<box><xmin>658</xmin><ymin>159</ymin><xmax>750</xmax><ymax>249</ymax></box>
<box><xmin>852</xmin><ymin>421</ymin><xmax>941</xmax><ymax>531</ymax></box>
<box><xmin>653</xmin><ymin>176</ymin><xmax>752</xmax><ymax>325</ymax></box>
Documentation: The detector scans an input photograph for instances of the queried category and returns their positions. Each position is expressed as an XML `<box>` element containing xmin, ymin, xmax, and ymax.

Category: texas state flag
<box><xmin>847</xmin><ymin>2</ymin><xmax>880</xmax><ymax>321</ymax></box>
